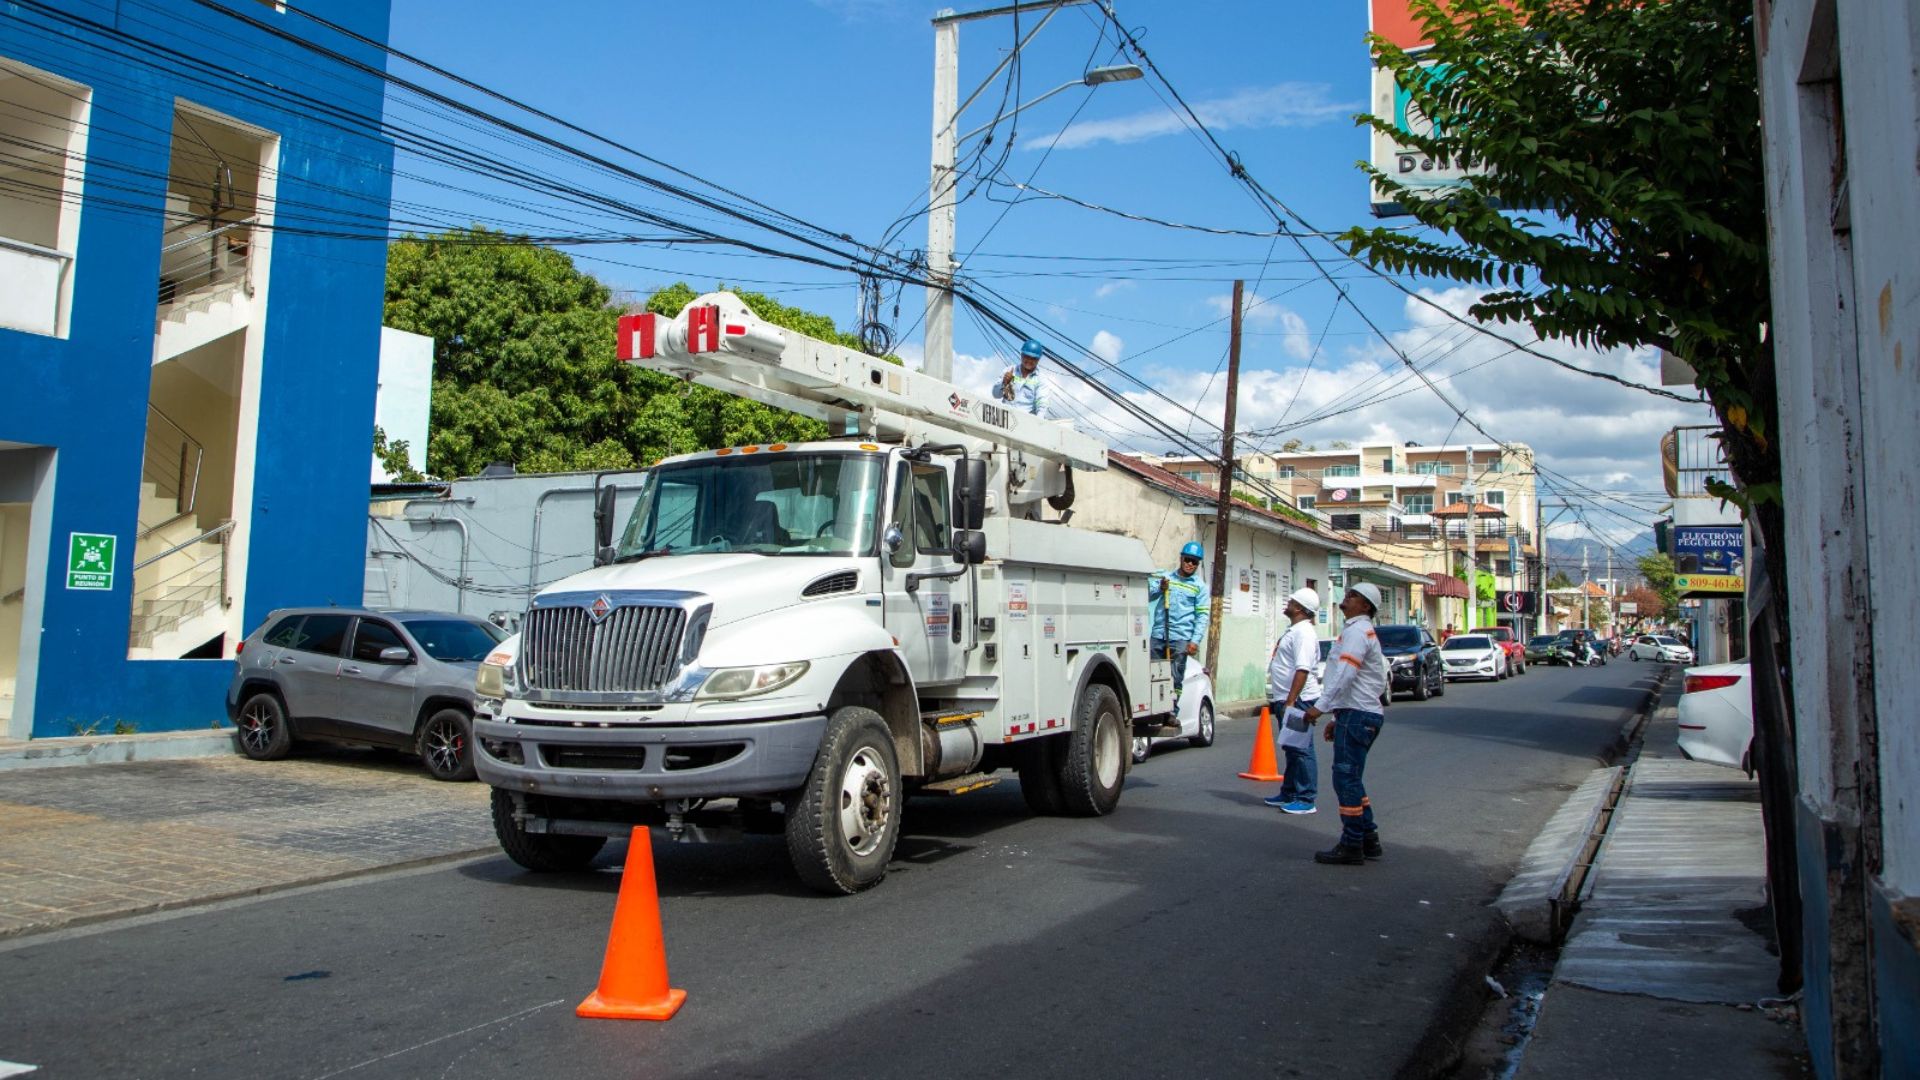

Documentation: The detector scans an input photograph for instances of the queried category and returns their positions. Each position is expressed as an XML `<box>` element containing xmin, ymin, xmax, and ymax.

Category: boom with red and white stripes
<box><xmin>616</xmin><ymin>291</ymin><xmax>1108</xmax><ymax>472</ymax></box>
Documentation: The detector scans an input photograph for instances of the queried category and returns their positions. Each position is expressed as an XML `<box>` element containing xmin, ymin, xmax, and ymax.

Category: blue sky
<box><xmin>383</xmin><ymin>0</ymin><xmax>1709</xmax><ymax>541</ymax></box>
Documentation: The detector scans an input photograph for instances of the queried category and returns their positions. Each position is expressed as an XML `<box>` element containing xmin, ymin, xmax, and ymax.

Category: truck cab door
<box><xmin>881</xmin><ymin>458</ymin><xmax>967</xmax><ymax>687</ymax></box>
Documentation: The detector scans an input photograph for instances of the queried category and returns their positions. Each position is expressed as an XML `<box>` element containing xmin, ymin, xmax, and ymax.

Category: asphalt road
<box><xmin>0</xmin><ymin>658</ymin><xmax>1664</xmax><ymax>1080</ymax></box>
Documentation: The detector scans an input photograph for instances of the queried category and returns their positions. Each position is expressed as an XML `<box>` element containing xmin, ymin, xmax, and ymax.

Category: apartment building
<box><xmin>1160</xmin><ymin>440</ymin><xmax>1540</xmax><ymax>631</ymax></box>
<box><xmin>1</xmin><ymin>1</ymin><xmax>396</xmax><ymax>740</ymax></box>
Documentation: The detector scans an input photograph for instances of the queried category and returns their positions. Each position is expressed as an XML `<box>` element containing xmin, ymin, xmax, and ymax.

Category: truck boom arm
<box><xmin>617</xmin><ymin>292</ymin><xmax>1108</xmax><ymax>471</ymax></box>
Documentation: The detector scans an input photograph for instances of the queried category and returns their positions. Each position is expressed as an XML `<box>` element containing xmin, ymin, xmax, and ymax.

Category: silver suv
<box><xmin>226</xmin><ymin>608</ymin><xmax>506</xmax><ymax>780</ymax></box>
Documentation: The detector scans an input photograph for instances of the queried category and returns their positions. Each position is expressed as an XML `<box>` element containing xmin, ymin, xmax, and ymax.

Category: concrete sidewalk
<box><xmin>0</xmin><ymin>750</ymin><xmax>492</xmax><ymax>939</ymax></box>
<box><xmin>1515</xmin><ymin>675</ymin><xmax>1810</xmax><ymax>1079</ymax></box>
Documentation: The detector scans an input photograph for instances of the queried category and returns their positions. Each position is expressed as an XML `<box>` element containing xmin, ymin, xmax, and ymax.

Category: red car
<box><xmin>1470</xmin><ymin>627</ymin><xmax>1528</xmax><ymax>674</ymax></box>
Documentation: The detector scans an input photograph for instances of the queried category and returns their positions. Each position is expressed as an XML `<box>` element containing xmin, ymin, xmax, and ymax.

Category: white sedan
<box><xmin>1630</xmin><ymin>634</ymin><xmax>1696</xmax><ymax>663</ymax></box>
<box><xmin>1132</xmin><ymin>666</ymin><xmax>1216</xmax><ymax>764</ymax></box>
<box><xmin>1440</xmin><ymin>634</ymin><xmax>1508</xmax><ymax>680</ymax></box>
<box><xmin>1677</xmin><ymin>663</ymin><xmax>1754</xmax><ymax>771</ymax></box>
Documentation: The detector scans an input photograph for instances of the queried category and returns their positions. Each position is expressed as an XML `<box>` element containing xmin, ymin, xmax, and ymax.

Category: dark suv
<box><xmin>1377</xmin><ymin>624</ymin><xmax>1445</xmax><ymax>701</ymax></box>
<box><xmin>226</xmin><ymin>608</ymin><xmax>506</xmax><ymax>780</ymax></box>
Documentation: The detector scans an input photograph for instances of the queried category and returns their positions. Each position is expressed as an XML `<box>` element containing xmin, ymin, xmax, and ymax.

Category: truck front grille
<box><xmin>519</xmin><ymin>603</ymin><xmax>688</xmax><ymax>694</ymax></box>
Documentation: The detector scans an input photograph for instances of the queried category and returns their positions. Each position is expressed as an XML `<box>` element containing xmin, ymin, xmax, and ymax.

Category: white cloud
<box><xmin>1089</xmin><ymin>330</ymin><xmax>1124</xmax><ymax>364</ymax></box>
<box><xmin>1203</xmin><ymin>290</ymin><xmax>1308</xmax><ymax>357</ymax></box>
<box><xmin>1277</xmin><ymin>310</ymin><xmax>1313</xmax><ymax>362</ymax></box>
<box><xmin>907</xmin><ymin>295</ymin><xmax>1706</xmax><ymax>537</ymax></box>
<box><xmin>1093</xmin><ymin>280</ymin><xmax>1134</xmax><ymax>300</ymax></box>
<box><xmin>1032</xmin><ymin>83</ymin><xmax>1359</xmax><ymax>151</ymax></box>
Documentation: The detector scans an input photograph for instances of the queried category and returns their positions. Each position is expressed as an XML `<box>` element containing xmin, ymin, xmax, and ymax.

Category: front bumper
<box><xmin>1444</xmin><ymin>660</ymin><xmax>1497</xmax><ymax>678</ymax></box>
<box><xmin>473</xmin><ymin>712</ymin><xmax>828</xmax><ymax>802</ymax></box>
<box><xmin>1389</xmin><ymin>665</ymin><xmax>1422</xmax><ymax>691</ymax></box>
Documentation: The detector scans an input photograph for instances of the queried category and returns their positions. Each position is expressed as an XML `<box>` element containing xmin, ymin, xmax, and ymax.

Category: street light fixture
<box><xmin>925</xmin><ymin>2</ymin><xmax>1142</xmax><ymax>382</ymax></box>
<box><xmin>955</xmin><ymin>65</ymin><xmax>1143</xmax><ymax>144</ymax></box>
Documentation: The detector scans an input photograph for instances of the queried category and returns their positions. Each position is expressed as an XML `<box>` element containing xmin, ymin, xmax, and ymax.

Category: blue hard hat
<box><xmin>1020</xmin><ymin>338</ymin><xmax>1046</xmax><ymax>359</ymax></box>
<box><xmin>1180</xmin><ymin>541</ymin><xmax>1205</xmax><ymax>561</ymax></box>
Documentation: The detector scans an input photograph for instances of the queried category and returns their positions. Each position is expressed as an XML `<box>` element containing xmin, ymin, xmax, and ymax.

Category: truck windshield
<box><xmin>616</xmin><ymin>452</ymin><xmax>886</xmax><ymax>559</ymax></box>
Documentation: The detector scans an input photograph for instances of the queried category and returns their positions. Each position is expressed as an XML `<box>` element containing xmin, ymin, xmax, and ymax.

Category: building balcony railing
<box><xmin>1662</xmin><ymin>425</ymin><xmax>1729</xmax><ymax>498</ymax></box>
<box><xmin>0</xmin><ymin>235</ymin><xmax>73</xmax><ymax>337</ymax></box>
<box><xmin>1370</xmin><ymin>523</ymin><xmax>1534</xmax><ymax>546</ymax></box>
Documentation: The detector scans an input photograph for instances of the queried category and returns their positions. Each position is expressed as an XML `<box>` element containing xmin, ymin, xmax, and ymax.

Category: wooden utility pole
<box><xmin>1204</xmin><ymin>279</ymin><xmax>1243</xmax><ymax>676</ymax></box>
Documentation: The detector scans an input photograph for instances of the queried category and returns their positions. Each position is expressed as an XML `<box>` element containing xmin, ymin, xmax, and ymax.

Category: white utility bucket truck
<box><xmin>472</xmin><ymin>292</ymin><xmax>1192</xmax><ymax>893</ymax></box>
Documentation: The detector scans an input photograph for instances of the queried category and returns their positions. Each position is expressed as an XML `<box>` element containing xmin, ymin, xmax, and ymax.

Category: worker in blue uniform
<box><xmin>1148</xmin><ymin>540</ymin><xmax>1211</xmax><ymax>701</ymax></box>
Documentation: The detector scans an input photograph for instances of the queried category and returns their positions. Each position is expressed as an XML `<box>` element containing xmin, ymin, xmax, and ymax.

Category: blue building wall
<box><xmin>1</xmin><ymin>0</ymin><xmax>395</xmax><ymax>737</ymax></box>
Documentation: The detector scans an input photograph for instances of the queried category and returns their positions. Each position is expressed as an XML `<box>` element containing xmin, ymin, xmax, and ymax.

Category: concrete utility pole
<box><xmin>925</xmin><ymin>1</ymin><xmax>1119</xmax><ymax>382</ymax></box>
<box><xmin>1464</xmin><ymin>445</ymin><xmax>1477</xmax><ymax>628</ymax></box>
<box><xmin>1205</xmin><ymin>280</ymin><xmax>1242</xmax><ymax>676</ymax></box>
<box><xmin>1605</xmin><ymin>544</ymin><xmax>1614</xmax><ymax>638</ymax></box>
<box><xmin>926</xmin><ymin>15</ymin><xmax>959</xmax><ymax>381</ymax></box>
<box><xmin>1581</xmin><ymin>546</ymin><xmax>1592</xmax><ymax>630</ymax></box>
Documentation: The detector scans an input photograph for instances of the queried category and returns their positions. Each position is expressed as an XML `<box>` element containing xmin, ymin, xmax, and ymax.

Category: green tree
<box><xmin>1547</xmin><ymin>570</ymin><xmax>1573</xmax><ymax>589</ymax></box>
<box><xmin>1636</xmin><ymin>552</ymin><xmax>1679</xmax><ymax>618</ymax></box>
<box><xmin>1344</xmin><ymin>0</ymin><xmax>1780</xmax><ymax>579</ymax></box>
<box><xmin>383</xmin><ymin>227</ymin><xmax>834</xmax><ymax>478</ymax></box>
<box><xmin>372</xmin><ymin>425</ymin><xmax>424</xmax><ymax>483</ymax></box>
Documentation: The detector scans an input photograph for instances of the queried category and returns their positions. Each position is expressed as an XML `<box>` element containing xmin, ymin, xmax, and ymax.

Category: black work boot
<box><xmin>1314</xmin><ymin>840</ymin><xmax>1366</xmax><ymax>865</ymax></box>
<box><xmin>1363</xmin><ymin>833</ymin><xmax>1384</xmax><ymax>860</ymax></box>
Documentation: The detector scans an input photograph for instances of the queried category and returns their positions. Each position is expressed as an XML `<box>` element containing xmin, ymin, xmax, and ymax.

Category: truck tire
<box><xmin>1017</xmin><ymin>735</ymin><xmax>1069</xmax><ymax>815</ymax></box>
<box><xmin>490</xmin><ymin>789</ymin><xmax>607</xmax><ymax>872</ymax></box>
<box><xmin>785</xmin><ymin>706</ymin><xmax>901</xmax><ymax>895</ymax></box>
<box><xmin>1057</xmin><ymin>684</ymin><xmax>1126</xmax><ymax>816</ymax></box>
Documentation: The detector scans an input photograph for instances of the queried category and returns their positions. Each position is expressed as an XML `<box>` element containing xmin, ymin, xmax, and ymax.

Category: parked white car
<box><xmin>1630</xmin><ymin>634</ymin><xmax>1696</xmax><ymax>663</ymax></box>
<box><xmin>1440</xmin><ymin>634</ymin><xmax>1508</xmax><ymax>680</ymax></box>
<box><xmin>1131</xmin><ymin>667</ymin><xmax>1216</xmax><ymax>764</ymax></box>
<box><xmin>1677</xmin><ymin>663</ymin><xmax>1753</xmax><ymax>771</ymax></box>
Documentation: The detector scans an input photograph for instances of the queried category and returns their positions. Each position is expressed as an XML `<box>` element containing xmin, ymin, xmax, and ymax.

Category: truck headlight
<box><xmin>697</xmin><ymin>662</ymin><xmax>809</xmax><ymax>699</ymax></box>
<box><xmin>476</xmin><ymin>650</ymin><xmax>515</xmax><ymax>699</ymax></box>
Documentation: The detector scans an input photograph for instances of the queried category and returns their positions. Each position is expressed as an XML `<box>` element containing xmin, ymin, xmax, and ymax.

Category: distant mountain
<box><xmin>1543</xmin><ymin>533</ymin><xmax>1657</xmax><ymax>585</ymax></box>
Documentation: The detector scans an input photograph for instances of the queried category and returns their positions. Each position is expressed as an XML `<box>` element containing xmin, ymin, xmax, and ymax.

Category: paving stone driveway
<box><xmin>0</xmin><ymin>751</ymin><xmax>494</xmax><ymax>939</ymax></box>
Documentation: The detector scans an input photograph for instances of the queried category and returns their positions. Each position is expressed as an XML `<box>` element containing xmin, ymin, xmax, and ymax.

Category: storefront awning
<box><xmin>1425</xmin><ymin>572</ymin><xmax>1471</xmax><ymax>599</ymax></box>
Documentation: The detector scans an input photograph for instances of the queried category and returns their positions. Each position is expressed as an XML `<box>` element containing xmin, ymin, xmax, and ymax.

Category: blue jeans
<box><xmin>1275</xmin><ymin>697</ymin><xmax>1317</xmax><ymax>803</ymax></box>
<box><xmin>1331</xmin><ymin>707</ymin><xmax>1385</xmax><ymax>845</ymax></box>
<box><xmin>1151</xmin><ymin>637</ymin><xmax>1191</xmax><ymax>695</ymax></box>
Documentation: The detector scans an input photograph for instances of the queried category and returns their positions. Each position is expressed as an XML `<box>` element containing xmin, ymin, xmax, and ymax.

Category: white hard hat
<box><xmin>1347</xmin><ymin>582</ymin><xmax>1383</xmax><ymax>614</ymax></box>
<box><xmin>1287</xmin><ymin>587</ymin><xmax>1320</xmax><ymax>613</ymax></box>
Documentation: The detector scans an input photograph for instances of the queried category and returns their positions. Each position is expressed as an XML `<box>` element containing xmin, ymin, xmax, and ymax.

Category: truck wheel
<box><xmin>1057</xmin><ymin>684</ymin><xmax>1126</xmax><ymax>816</ymax></box>
<box><xmin>785</xmin><ymin>706</ymin><xmax>901</xmax><ymax>895</ymax></box>
<box><xmin>1018</xmin><ymin>736</ymin><xmax>1069</xmax><ymax>815</ymax></box>
<box><xmin>489</xmin><ymin>789</ymin><xmax>607</xmax><ymax>872</ymax></box>
<box><xmin>1412</xmin><ymin>672</ymin><xmax>1430</xmax><ymax>701</ymax></box>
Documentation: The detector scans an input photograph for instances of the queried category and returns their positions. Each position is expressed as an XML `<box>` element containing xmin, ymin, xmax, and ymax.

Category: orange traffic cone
<box><xmin>577</xmin><ymin>826</ymin><xmax>687</xmax><ymax>1021</ymax></box>
<box><xmin>1237</xmin><ymin>706</ymin><xmax>1286</xmax><ymax>782</ymax></box>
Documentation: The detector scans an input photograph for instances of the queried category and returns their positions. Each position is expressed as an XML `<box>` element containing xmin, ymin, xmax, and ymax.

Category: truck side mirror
<box><xmin>954</xmin><ymin>457</ymin><xmax>987</xmax><ymax>530</ymax></box>
<box><xmin>593</xmin><ymin>484</ymin><xmax>618</xmax><ymax>566</ymax></box>
<box><xmin>955</xmin><ymin>529</ymin><xmax>987</xmax><ymax>565</ymax></box>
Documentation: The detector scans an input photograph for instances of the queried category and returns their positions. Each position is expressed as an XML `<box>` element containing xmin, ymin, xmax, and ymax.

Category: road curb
<box><xmin>1492</xmin><ymin>666</ymin><xmax>1671</xmax><ymax>947</ymax></box>
<box><xmin>1393</xmin><ymin>913</ymin><xmax>1514</xmax><ymax>1080</ymax></box>
<box><xmin>1493</xmin><ymin>767</ymin><xmax>1624</xmax><ymax>945</ymax></box>
<box><xmin>0</xmin><ymin>845</ymin><xmax>497</xmax><ymax>945</ymax></box>
<box><xmin>0</xmin><ymin>729</ymin><xmax>239</xmax><ymax>771</ymax></box>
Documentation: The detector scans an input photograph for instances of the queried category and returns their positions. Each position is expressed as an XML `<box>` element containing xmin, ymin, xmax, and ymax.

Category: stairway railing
<box><xmin>139</xmin><ymin>404</ymin><xmax>205</xmax><ymax>537</ymax></box>
<box><xmin>129</xmin><ymin>520</ymin><xmax>233</xmax><ymax>651</ymax></box>
<box><xmin>156</xmin><ymin>215</ymin><xmax>257</xmax><ymax>318</ymax></box>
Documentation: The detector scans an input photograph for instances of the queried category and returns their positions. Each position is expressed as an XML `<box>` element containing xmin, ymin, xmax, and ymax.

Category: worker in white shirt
<box><xmin>1262</xmin><ymin>588</ymin><xmax>1323</xmax><ymax>814</ymax></box>
<box><xmin>1301</xmin><ymin>583</ymin><xmax>1388</xmax><ymax>865</ymax></box>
